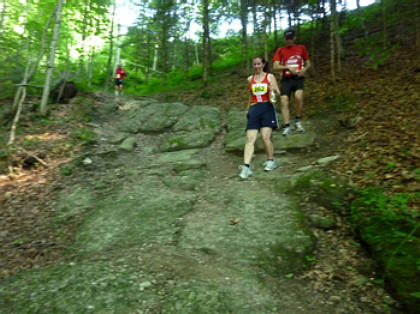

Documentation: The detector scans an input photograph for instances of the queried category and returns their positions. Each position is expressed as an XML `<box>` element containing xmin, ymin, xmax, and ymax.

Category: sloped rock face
<box><xmin>117</xmin><ymin>101</ymin><xmax>189</xmax><ymax>133</ymax></box>
<box><xmin>4</xmin><ymin>95</ymin><xmax>380</xmax><ymax>314</ymax></box>
<box><xmin>159</xmin><ymin>105</ymin><xmax>222</xmax><ymax>152</ymax></box>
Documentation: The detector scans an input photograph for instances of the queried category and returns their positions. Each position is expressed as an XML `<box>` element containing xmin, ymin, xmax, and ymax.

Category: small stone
<box><xmin>297</xmin><ymin>165</ymin><xmax>315</xmax><ymax>172</ymax></box>
<box><xmin>329</xmin><ymin>295</ymin><xmax>341</xmax><ymax>302</ymax></box>
<box><xmin>82</xmin><ymin>157</ymin><xmax>93</xmax><ymax>165</ymax></box>
<box><xmin>317</xmin><ymin>155</ymin><xmax>340</xmax><ymax>166</ymax></box>
<box><xmin>308</xmin><ymin>214</ymin><xmax>337</xmax><ymax>229</ymax></box>
<box><xmin>120</xmin><ymin>137</ymin><xmax>136</xmax><ymax>151</ymax></box>
<box><xmin>4</xmin><ymin>191</ymin><xmax>12</xmax><ymax>199</ymax></box>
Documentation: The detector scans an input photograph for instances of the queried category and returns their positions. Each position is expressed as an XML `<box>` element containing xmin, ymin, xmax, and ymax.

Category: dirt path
<box><xmin>0</xmin><ymin>94</ymin><xmax>401</xmax><ymax>313</ymax></box>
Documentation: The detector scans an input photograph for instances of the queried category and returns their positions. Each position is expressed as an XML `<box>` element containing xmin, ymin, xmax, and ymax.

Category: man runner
<box><xmin>273</xmin><ymin>29</ymin><xmax>311</xmax><ymax>136</ymax></box>
<box><xmin>114</xmin><ymin>64</ymin><xmax>127</xmax><ymax>96</ymax></box>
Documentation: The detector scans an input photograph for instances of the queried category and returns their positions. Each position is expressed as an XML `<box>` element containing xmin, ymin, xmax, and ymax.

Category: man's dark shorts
<box><xmin>115</xmin><ymin>79</ymin><xmax>124</xmax><ymax>86</ymax></box>
<box><xmin>247</xmin><ymin>102</ymin><xmax>278</xmax><ymax>130</ymax></box>
<box><xmin>281</xmin><ymin>76</ymin><xmax>304</xmax><ymax>97</ymax></box>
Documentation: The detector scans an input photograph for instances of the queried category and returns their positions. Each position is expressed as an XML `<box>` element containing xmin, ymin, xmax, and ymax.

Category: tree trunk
<box><xmin>356</xmin><ymin>0</ymin><xmax>369</xmax><ymax>39</ymax></box>
<box><xmin>104</xmin><ymin>0</ymin><xmax>116</xmax><ymax>91</ymax></box>
<box><xmin>252</xmin><ymin>0</ymin><xmax>259</xmax><ymax>50</ymax></box>
<box><xmin>13</xmin><ymin>6</ymin><xmax>56</xmax><ymax>109</ymax></box>
<box><xmin>273</xmin><ymin>8</ymin><xmax>279</xmax><ymax>48</ymax></box>
<box><xmin>240</xmin><ymin>0</ymin><xmax>249</xmax><ymax>74</ymax></box>
<box><xmin>113</xmin><ymin>25</ymin><xmax>121</xmax><ymax>75</ymax></box>
<box><xmin>183</xmin><ymin>20</ymin><xmax>192</xmax><ymax>77</ymax></box>
<box><xmin>202</xmin><ymin>0</ymin><xmax>210</xmax><ymax>85</ymax></box>
<box><xmin>146</xmin><ymin>31</ymin><xmax>151</xmax><ymax>82</ymax></box>
<box><xmin>381</xmin><ymin>0</ymin><xmax>387</xmax><ymax>49</ymax></box>
<box><xmin>9</xmin><ymin>38</ymin><xmax>31</xmax><ymax>146</ymax></box>
<box><xmin>153</xmin><ymin>44</ymin><xmax>158</xmax><ymax>71</ymax></box>
<box><xmin>78</xmin><ymin>0</ymin><xmax>91</xmax><ymax>78</ymax></box>
<box><xmin>334</xmin><ymin>3</ymin><xmax>343</xmax><ymax>72</ymax></box>
<box><xmin>160</xmin><ymin>17</ymin><xmax>168</xmax><ymax>87</ymax></box>
<box><xmin>416</xmin><ymin>0</ymin><xmax>420</xmax><ymax>52</ymax></box>
<box><xmin>87</xmin><ymin>48</ymin><xmax>95</xmax><ymax>87</ymax></box>
<box><xmin>40</xmin><ymin>0</ymin><xmax>65</xmax><ymax>116</ymax></box>
<box><xmin>263</xmin><ymin>1</ymin><xmax>270</xmax><ymax>61</ymax></box>
<box><xmin>0</xmin><ymin>0</ymin><xmax>6</xmax><ymax>34</ymax></box>
<box><xmin>194</xmin><ymin>43</ymin><xmax>199</xmax><ymax>65</ymax></box>
<box><xmin>330</xmin><ymin>0</ymin><xmax>336</xmax><ymax>83</ymax></box>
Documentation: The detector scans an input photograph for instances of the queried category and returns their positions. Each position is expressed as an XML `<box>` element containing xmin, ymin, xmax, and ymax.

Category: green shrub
<box><xmin>351</xmin><ymin>187</ymin><xmax>420</xmax><ymax>311</ymax></box>
<box><xmin>60</xmin><ymin>165</ymin><xmax>74</xmax><ymax>176</ymax></box>
<box><xmin>71</xmin><ymin>128</ymin><xmax>96</xmax><ymax>145</ymax></box>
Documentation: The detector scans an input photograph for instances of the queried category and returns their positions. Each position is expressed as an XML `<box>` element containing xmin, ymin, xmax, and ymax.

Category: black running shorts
<box><xmin>115</xmin><ymin>79</ymin><xmax>124</xmax><ymax>86</ymax></box>
<box><xmin>246</xmin><ymin>102</ymin><xmax>278</xmax><ymax>130</ymax></box>
<box><xmin>280</xmin><ymin>76</ymin><xmax>304</xmax><ymax>97</ymax></box>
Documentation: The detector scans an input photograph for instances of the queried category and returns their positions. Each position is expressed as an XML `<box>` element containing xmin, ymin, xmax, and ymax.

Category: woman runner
<box><xmin>239</xmin><ymin>56</ymin><xmax>281</xmax><ymax>179</ymax></box>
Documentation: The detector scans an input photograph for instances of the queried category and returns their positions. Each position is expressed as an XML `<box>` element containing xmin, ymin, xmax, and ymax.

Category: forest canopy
<box><xmin>0</xmin><ymin>0</ymin><xmax>418</xmax><ymax>102</ymax></box>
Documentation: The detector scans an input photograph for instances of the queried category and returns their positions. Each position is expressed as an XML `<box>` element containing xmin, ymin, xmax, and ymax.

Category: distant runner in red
<box><xmin>114</xmin><ymin>64</ymin><xmax>127</xmax><ymax>96</ymax></box>
<box><xmin>273</xmin><ymin>29</ymin><xmax>311</xmax><ymax>136</ymax></box>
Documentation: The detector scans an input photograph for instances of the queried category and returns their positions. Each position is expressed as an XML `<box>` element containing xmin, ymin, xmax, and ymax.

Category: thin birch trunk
<box><xmin>330</xmin><ymin>0</ymin><xmax>336</xmax><ymax>83</ymax></box>
<box><xmin>13</xmin><ymin>4</ymin><xmax>57</xmax><ymax>110</ymax></box>
<box><xmin>273</xmin><ymin>8</ymin><xmax>278</xmax><ymax>48</ymax></box>
<box><xmin>240</xmin><ymin>0</ymin><xmax>249</xmax><ymax>74</ymax></box>
<box><xmin>194</xmin><ymin>43</ymin><xmax>199</xmax><ymax>65</ymax></box>
<box><xmin>87</xmin><ymin>47</ymin><xmax>95</xmax><ymax>87</ymax></box>
<box><xmin>356</xmin><ymin>0</ymin><xmax>369</xmax><ymax>39</ymax></box>
<box><xmin>78</xmin><ymin>0</ymin><xmax>91</xmax><ymax>77</ymax></box>
<box><xmin>335</xmin><ymin>8</ymin><xmax>343</xmax><ymax>72</ymax></box>
<box><xmin>146</xmin><ymin>32</ymin><xmax>151</xmax><ymax>81</ymax></box>
<box><xmin>381</xmin><ymin>0</ymin><xmax>387</xmax><ymax>49</ymax></box>
<box><xmin>105</xmin><ymin>0</ymin><xmax>116</xmax><ymax>91</ymax></box>
<box><xmin>113</xmin><ymin>25</ymin><xmax>121</xmax><ymax>74</ymax></box>
<box><xmin>416</xmin><ymin>0</ymin><xmax>420</xmax><ymax>52</ymax></box>
<box><xmin>8</xmin><ymin>39</ymin><xmax>31</xmax><ymax>146</ymax></box>
<box><xmin>0</xmin><ymin>0</ymin><xmax>6</xmax><ymax>33</ymax></box>
<box><xmin>252</xmin><ymin>0</ymin><xmax>258</xmax><ymax>50</ymax></box>
<box><xmin>40</xmin><ymin>0</ymin><xmax>65</xmax><ymax>116</ymax></box>
<box><xmin>153</xmin><ymin>44</ymin><xmax>158</xmax><ymax>71</ymax></box>
<box><xmin>330</xmin><ymin>18</ymin><xmax>336</xmax><ymax>83</ymax></box>
<box><xmin>202</xmin><ymin>0</ymin><xmax>210</xmax><ymax>85</ymax></box>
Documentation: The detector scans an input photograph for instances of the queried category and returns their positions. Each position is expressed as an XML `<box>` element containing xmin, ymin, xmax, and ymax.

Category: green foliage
<box><xmin>351</xmin><ymin>187</ymin><xmax>418</xmax><ymax>228</ymax></box>
<box><xmin>70</xmin><ymin>97</ymin><xmax>95</xmax><ymax>122</ymax></box>
<box><xmin>71</xmin><ymin>127</ymin><xmax>96</xmax><ymax>145</ymax></box>
<box><xmin>328</xmin><ymin>94</ymin><xmax>357</xmax><ymax>113</ymax></box>
<box><xmin>355</xmin><ymin>36</ymin><xmax>400</xmax><ymax>70</ymax></box>
<box><xmin>21</xmin><ymin>138</ymin><xmax>42</xmax><ymax>150</ymax></box>
<box><xmin>60</xmin><ymin>165</ymin><xmax>74</xmax><ymax>176</ymax></box>
<box><xmin>291</xmin><ymin>170</ymin><xmax>350</xmax><ymax>214</ymax></box>
<box><xmin>351</xmin><ymin>187</ymin><xmax>420</xmax><ymax>310</ymax></box>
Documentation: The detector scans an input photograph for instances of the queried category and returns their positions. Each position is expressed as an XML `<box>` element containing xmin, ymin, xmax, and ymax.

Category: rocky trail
<box><xmin>0</xmin><ymin>93</ymin><xmax>401</xmax><ymax>313</ymax></box>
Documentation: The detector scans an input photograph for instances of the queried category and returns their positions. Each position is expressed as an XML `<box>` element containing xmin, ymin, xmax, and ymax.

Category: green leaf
<box><xmin>410</xmin><ymin>292</ymin><xmax>420</xmax><ymax>299</ymax></box>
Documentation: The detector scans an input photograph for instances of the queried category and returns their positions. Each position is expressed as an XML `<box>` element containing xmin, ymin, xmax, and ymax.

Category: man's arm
<box><xmin>298</xmin><ymin>59</ymin><xmax>311</xmax><ymax>77</ymax></box>
<box><xmin>273</xmin><ymin>61</ymin><xmax>289</xmax><ymax>72</ymax></box>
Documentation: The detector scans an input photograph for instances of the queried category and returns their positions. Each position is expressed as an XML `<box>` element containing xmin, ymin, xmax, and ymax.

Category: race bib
<box><xmin>116</xmin><ymin>74</ymin><xmax>121</xmax><ymax>79</ymax></box>
<box><xmin>252</xmin><ymin>83</ymin><xmax>268</xmax><ymax>96</ymax></box>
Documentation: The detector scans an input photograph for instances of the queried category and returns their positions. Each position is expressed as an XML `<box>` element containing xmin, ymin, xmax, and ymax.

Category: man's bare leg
<box><xmin>280</xmin><ymin>95</ymin><xmax>290</xmax><ymax>125</ymax></box>
<box><xmin>294</xmin><ymin>90</ymin><xmax>304</xmax><ymax>118</ymax></box>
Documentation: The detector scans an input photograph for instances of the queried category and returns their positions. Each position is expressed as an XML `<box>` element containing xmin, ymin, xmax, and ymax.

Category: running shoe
<box><xmin>239</xmin><ymin>165</ymin><xmax>253</xmax><ymax>179</ymax></box>
<box><xmin>282</xmin><ymin>126</ymin><xmax>292</xmax><ymax>136</ymax></box>
<box><xmin>264</xmin><ymin>160</ymin><xmax>278</xmax><ymax>171</ymax></box>
<box><xmin>295</xmin><ymin>121</ymin><xmax>305</xmax><ymax>133</ymax></box>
